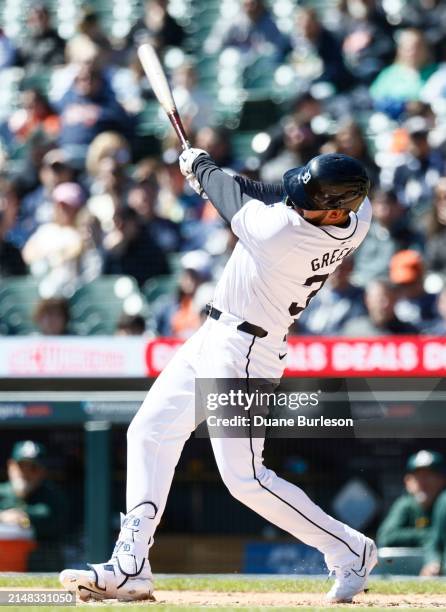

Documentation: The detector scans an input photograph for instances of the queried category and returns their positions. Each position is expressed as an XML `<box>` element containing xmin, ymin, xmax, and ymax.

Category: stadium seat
<box><xmin>243</xmin><ymin>56</ymin><xmax>276</xmax><ymax>92</ymax></box>
<box><xmin>143</xmin><ymin>275</ymin><xmax>178</xmax><ymax>304</ymax></box>
<box><xmin>136</xmin><ymin>101</ymin><xmax>169</xmax><ymax>138</ymax></box>
<box><xmin>231</xmin><ymin>131</ymin><xmax>257</xmax><ymax>160</ymax></box>
<box><xmin>0</xmin><ymin>277</ymin><xmax>40</xmax><ymax>335</ymax></box>
<box><xmin>69</xmin><ymin>276</ymin><xmax>146</xmax><ymax>335</ymax></box>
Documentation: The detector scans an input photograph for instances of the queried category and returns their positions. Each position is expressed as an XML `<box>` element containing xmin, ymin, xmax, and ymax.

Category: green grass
<box><xmin>0</xmin><ymin>574</ymin><xmax>446</xmax><ymax>594</ymax></box>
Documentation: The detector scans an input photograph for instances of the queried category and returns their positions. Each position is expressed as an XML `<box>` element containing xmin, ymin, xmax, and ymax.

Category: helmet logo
<box><xmin>302</xmin><ymin>170</ymin><xmax>312</xmax><ymax>184</ymax></box>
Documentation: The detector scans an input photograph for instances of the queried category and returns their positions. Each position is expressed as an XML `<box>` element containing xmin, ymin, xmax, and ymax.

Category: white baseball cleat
<box><xmin>60</xmin><ymin>501</ymin><xmax>156</xmax><ymax>602</ymax></box>
<box><xmin>59</xmin><ymin>563</ymin><xmax>154</xmax><ymax>602</ymax></box>
<box><xmin>325</xmin><ymin>537</ymin><xmax>377</xmax><ymax>603</ymax></box>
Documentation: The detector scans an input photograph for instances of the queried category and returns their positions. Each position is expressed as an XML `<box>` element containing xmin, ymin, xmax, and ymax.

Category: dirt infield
<box><xmin>149</xmin><ymin>590</ymin><xmax>446</xmax><ymax>608</ymax></box>
<box><xmin>2</xmin><ymin>587</ymin><xmax>446</xmax><ymax>609</ymax></box>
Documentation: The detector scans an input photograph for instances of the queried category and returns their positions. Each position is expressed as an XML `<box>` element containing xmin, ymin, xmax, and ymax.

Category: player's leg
<box><xmin>200</xmin><ymin>322</ymin><xmax>376</xmax><ymax>602</ymax></box>
<box><xmin>211</xmin><ymin>432</ymin><xmax>376</xmax><ymax>601</ymax></box>
<box><xmin>210</xmin><ymin>432</ymin><xmax>370</xmax><ymax>562</ymax></box>
<box><xmin>60</xmin><ymin>325</ymin><xmax>208</xmax><ymax>601</ymax></box>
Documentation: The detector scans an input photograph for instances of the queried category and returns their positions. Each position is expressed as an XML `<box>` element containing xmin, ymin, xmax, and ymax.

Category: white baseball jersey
<box><xmin>213</xmin><ymin>197</ymin><xmax>371</xmax><ymax>335</ymax></box>
<box><xmin>193</xmin><ymin>154</ymin><xmax>371</xmax><ymax>336</ymax></box>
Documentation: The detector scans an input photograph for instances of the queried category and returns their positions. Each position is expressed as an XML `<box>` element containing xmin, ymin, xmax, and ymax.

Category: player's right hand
<box><xmin>179</xmin><ymin>147</ymin><xmax>208</xmax><ymax>176</ymax></box>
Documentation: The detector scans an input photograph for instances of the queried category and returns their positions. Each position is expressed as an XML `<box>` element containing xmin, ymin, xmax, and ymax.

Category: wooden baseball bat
<box><xmin>137</xmin><ymin>43</ymin><xmax>190</xmax><ymax>150</ymax></box>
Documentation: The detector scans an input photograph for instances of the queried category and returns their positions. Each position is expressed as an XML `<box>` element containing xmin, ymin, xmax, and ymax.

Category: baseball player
<box><xmin>60</xmin><ymin>151</ymin><xmax>376</xmax><ymax>603</ymax></box>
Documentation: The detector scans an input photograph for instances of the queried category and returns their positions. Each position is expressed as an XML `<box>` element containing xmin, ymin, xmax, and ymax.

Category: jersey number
<box><xmin>288</xmin><ymin>274</ymin><xmax>329</xmax><ymax>317</ymax></box>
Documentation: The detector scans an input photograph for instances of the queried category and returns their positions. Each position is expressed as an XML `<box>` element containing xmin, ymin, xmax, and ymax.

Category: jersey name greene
<box><xmin>310</xmin><ymin>246</ymin><xmax>356</xmax><ymax>271</ymax></box>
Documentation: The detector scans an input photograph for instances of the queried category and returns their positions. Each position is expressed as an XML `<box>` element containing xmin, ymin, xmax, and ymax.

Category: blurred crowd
<box><xmin>2</xmin><ymin>0</ymin><xmax>446</xmax><ymax>337</ymax></box>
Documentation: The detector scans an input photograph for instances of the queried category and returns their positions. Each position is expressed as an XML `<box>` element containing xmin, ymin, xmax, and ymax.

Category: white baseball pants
<box><xmin>126</xmin><ymin>315</ymin><xmax>366</xmax><ymax>571</ymax></box>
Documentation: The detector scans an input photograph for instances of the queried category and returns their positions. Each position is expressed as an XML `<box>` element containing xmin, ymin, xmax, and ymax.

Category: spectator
<box><xmin>116</xmin><ymin>51</ymin><xmax>160</xmax><ymax>113</ymax></box>
<box><xmin>392</xmin><ymin>116</ymin><xmax>445</xmax><ymax>219</ymax></box>
<box><xmin>103</xmin><ymin>207</ymin><xmax>169</xmax><ymax>286</ymax></box>
<box><xmin>205</xmin><ymin>0</ymin><xmax>290</xmax><ymax>62</ymax></box>
<box><xmin>49</xmin><ymin>36</ymin><xmax>103</xmax><ymax>105</ymax></box>
<box><xmin>370</xmin><ymin>29</ymin><xmax>437</xmax><ymax>118</ymax></box>
<box><xmin>22</xmin><ymin>182</ymin><xmax>86</xmax><ymax>294</ymax></box>
<box><xmin>260</xmin><ymin>92</ymin><xmax>323</xmax><ymax>166</ymax></box>
<box><xmin>389</xmin><ymin>250</ymin><xmax>437</xmax><ymax>329</ymax></box>
<box><xmin>8</xmin><ymin>89</ymin><xmax>60</xmax><ymax>144</ymax></box>
<box><xmin>57</xmin><ymin>64</ymin><xmax>133</xmax><ymax>160</ymax></box>
<box><xmin>0</xmin><ymin>179</ymin><xmax>26</xmax><ymax>277</ymax></box>
<box><xmin>377</xmin><ymin>450</ymin><xmax>446</xmax><ymax>567</ymax></box>
<box><xmin>33</xmin><ymin>298</ymin><xmax>71</xmax><ymax>335</ymax></box>
<box><xmin>125</xmin><ymin>0</ymin><xmax>184</xmax><ymax>54</ymax></box>
<box><xmin>329</xmin><ymin>120</ymin><xmax>379</xmax><ymax>186</ymax></box>
<box><xmin>401</xmin><ymin>0</ymin><xmax>446</xmax><ymax>61</ymax></box>
<box><xmin>353</xmin><ymin>188</ymin><xmax>424</xmax><ymax>287</ymax></box>
<box><xmin>298</xmin><ymin>258</ymin><xmax>366</xmax><ymax>335</ymax></box>
<box><xmin>154</xmin><ymin>267</ymin><xmax>204</xmax><ymax>338</ymax></box>
<box><xmin>425</xmin><ymin>178</ymin><xmax>446</xmax><ymax>274</ymax></box>
<box><xmin>75</xmin><ymin>7</ymin><xmax>112</xmax><ymax>58</ymax></box>
<box><xmin>16</xmin><ymin>4</ymin><xmax>65</xmax><ymax>74</ymax></box>
<box><xmin>9</xmin><ymin>149</ymin><xmax>75</xmax><ymax>249</ymax></box>
<box><xmin>261</xmin><ymin>118</ymin><xmax>317</xmax><ymax>182</ymax></box>
<box><xmin>195</xmin><ymin>127</ymin><xmax>237</xmax><ymax>170</ymax></box>
<box><xmin>86</xmin><ymin>132</ymin><xmax>133</xmax><ymax>234</ymax></box>
<box><xmin>51</xmin><ymin>35</ymin><xmax>142</xmax><ymax>114</ymax></box>
<box><xmin>127</xmin><ymin>181</ymin><xmax>181</xmax><ymax>252</ymax></box>
<box><xmin>0</xmin><ymin>441</ymin><xmax>66</xmax><ymax>571</ymax></box>
<box><xmin>339</xmin><ymin>0</ymin><xmax>395</xmax><ymax>84</ymax></box>
<box><xmin>156</xmin><ymin>155</ymin><xmax>204</xmax><ymax>229</ymax></box>
<box><xmin>115</xmin><ymin>313</ymin><xmax>146</xmax><ymax>336</ymax></box>
<box><xmin>290</xmin><ymin>7</ymin><xmax>353</xmax><ymax>92</ymax></box>
<box><xmin>0</xmin><ymin>28</ymin><xmax>16</xmax><ymax>70</ymax></box>
<box><xmin>342</xmin><ymin>279</ymin><xmax>419</xmax><ymax>335</ymax></box>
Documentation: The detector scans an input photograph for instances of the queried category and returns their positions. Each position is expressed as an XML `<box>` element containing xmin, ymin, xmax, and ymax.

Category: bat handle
<box><xmin>169</xmin><ymin>110</ymin><xmax>190</xmax><ymax>150</ymax></box>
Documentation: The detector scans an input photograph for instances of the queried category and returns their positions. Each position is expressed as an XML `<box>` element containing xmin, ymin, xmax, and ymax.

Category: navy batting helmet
<box><xmin>283</xmin><ymin>153</ymin><xmax>370</xmax><ymax>213</ymax></box>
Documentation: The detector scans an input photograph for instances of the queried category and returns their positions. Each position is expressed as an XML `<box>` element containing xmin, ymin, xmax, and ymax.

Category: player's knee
<box><xmin>218</xmin><ymin>463</ymin><xmax>259</xmax><ymax>501</ymax></box>
<box><xmin>127</xmin><ymin>410</ymin><xmax>165</xmax><ymax>445</ymax></box>
<box><xmin>220</xmin><ymin>462</ymin><xmax>275</xmax><ymax>502</ymax></box>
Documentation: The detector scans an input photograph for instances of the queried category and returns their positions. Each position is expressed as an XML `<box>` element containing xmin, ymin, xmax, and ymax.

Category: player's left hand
<box><xmin>179</xmin><ymin>147</ymin><xmax>208</xmax><ymax>176</ymax></box>
<box><xmin>179</xmin><ymin>148</ymin><xmax>208</xmax><ymax>198</ymax></box>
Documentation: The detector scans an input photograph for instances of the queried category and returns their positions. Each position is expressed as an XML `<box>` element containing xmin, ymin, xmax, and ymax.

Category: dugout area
<box><xmin>0</xmin><ymin>375</ymin><xmax>445</xmax><ymax>574</ymax></box>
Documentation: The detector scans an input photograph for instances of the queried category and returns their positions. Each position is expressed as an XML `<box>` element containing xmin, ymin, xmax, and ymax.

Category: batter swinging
<box><xmin>60</xmin><ymin>151</ymin><xmax>376</xmax><ymax>603</ymax></box>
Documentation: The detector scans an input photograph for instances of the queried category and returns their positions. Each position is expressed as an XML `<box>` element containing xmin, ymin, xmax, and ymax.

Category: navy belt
<box><xmin>205</xmin><ymin>303</ymin><xmax>268</xmax><ymax>338</ymax></box>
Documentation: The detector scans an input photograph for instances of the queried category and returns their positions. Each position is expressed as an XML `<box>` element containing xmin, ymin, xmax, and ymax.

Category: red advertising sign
<box><xmin>145</xmin><ymin>336</ymin><xmax>446</xmax><ymax>378</ymax></box>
